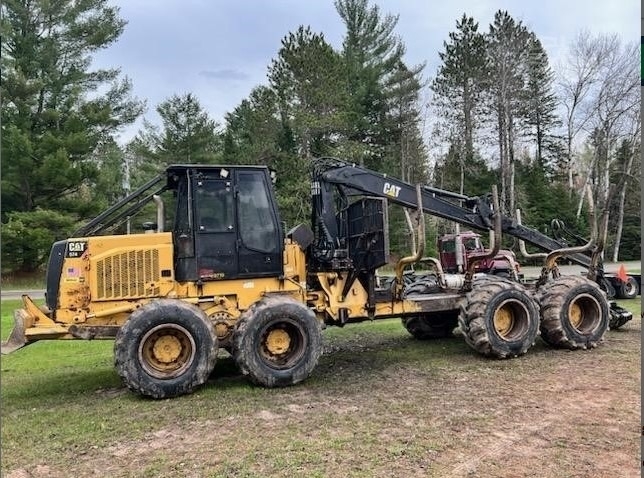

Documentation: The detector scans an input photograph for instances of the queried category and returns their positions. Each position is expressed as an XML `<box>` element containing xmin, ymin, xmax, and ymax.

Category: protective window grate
<box><xmin>96</xmin><ymin>250</ymin><xmax>160</xmax><ymax>299</ymax></box>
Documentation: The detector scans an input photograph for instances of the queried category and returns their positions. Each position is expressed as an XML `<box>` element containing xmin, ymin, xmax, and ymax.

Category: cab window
<box><xmin>196</xmin><ymin>181</ymin><xmax>234</xmax><ymax>233</ymax></box>
<box><xmin>237</xmin><ymin>171</ymin><xmax>278</xmax><ymax>252</ymax></box>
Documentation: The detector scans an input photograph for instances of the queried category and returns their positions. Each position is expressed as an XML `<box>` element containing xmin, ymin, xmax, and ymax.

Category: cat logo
<box><xmin>66</xmin><ymin>241</ymin><xmax>88</xmax><ymax>258</ymax></box>
<box><xmin>383</xmin><ymin>182</ymin><xmax>401</xmax><ymax>198</ymax></box>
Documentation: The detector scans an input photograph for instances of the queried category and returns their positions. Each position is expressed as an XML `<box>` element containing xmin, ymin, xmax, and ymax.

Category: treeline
<box><xmin>1</xmin><ymin>0</ymin><xmax>640</xmax><ymax>273</ymax></box>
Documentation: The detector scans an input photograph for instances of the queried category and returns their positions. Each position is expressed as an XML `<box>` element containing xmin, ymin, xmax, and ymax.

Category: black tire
<box><xmin>114</xmin><ymin>300</ymin><xmax>218</xmax><ymax>399</ymax></box>
<box><xmin>232</xmin><ymin>297</ymin><xmax>322</xmax><ymax>388</ymax></box>
<box><xmin>493</xmin><ymin>270</ymin><xmax>512</xmax><ymax>280</ymax></box>
<box><xmin>537</xmin><ymin>276</ymin><xmax>608</xmax><ymax>349</ymax></box>
<box><xmin>618</xmin><ymin>276</ymin><xmax>639</xmax><ymax>300</ymax></box>
<box><xmin>402</xmin><ymin>275</ymin><xmax>440</xmax><ymax>297</ymax></box>
<box><xmin>458</xmin><ymin>276</ymin><xmax>540</xmax><ymax>358</ymax></box>
<box><xmin>402</xmin><ymin>311</ymin><xmax>458</xmax><ymax>339</ymax></box>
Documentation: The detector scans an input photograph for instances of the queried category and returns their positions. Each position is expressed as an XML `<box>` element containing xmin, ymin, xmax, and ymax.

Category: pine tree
<box><xmin>268</xmin><ymin>26</ymin><xmax>347</xmax><ymax>159</ymax></box>
<box><xmin>224</xmin><ymin>86</ymin><xmax>284</xmax><ymax>165</ymax></box>
<box><xmin>385</xmin><ymin>61</ymin><xmax>428</xmax><ymax>182</ymax></box>
<box><xmin>223</xmin><ymin>85</ymin><xmax>309</xmax><ymax>226</ymax></box>
<box><xmin>431</xmin><ymin>14</ymin><xmax>488</xmax><ymax>172</ymax></box>
<box><xmin>129</xmin><ymin>93</ymin><xmax>222</xmax><ymax>183</ymax></box>
<box><xmin>523</xmin><ymin>34</ymin><xmax>562</xmax><ymax>172</ymax></box>
<box><xmin>485</xmin><ymin>10</ymin><xmax>532</xmax><ymax>216</ymax></box>
<box><xmin>1</xmin><ymin>0</ymin><xmax>143</xmax><ymax>217</ymax></box>
<box><xmin>1</xmin><ymin>0</ymin><xmax>143</xmax><ymax>272</ymax></box>
<box><xmin>334</xmin><ymin>0</ymin><xmax>423</xmax><ymax>171</ymax></box>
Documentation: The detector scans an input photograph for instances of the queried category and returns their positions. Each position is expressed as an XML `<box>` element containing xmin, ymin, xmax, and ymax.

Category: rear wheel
<box><xmin>537</xmin><ymin>276</ymin><xmax>608</xmax><ymax>349</ymax></box>
<box><xmin>617</xmin><ymin>276</ymin><xmax>639</xmax><ymax>300</ymax></box>
<box><xmin>402</xmin><ymin>311</ymin><xmax>458</xmax><ymax>339</ymax></box>
<box><xmin>114</xmin><ymin>300</ymin><xmax>218</xmax><ymax>398</ymax></box>
<box><xmin>493</xmin><ymin>270</ymin><xmax>512</xmax><ymax>280</ymax></box>
<box><xmin>458</xmin><ymin>276</ymin><xmax>539</xmax><ymax>358</ymax></box>
<box><xmin>232</xmin><ymin>298</ymin><xmax>322</xmax><ymax>387</ymax></box>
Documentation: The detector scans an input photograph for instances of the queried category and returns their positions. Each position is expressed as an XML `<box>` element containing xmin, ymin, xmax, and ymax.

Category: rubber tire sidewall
<box><xmin>459</xmin><ymin>277</ymin><xmax>539</xmax><ymax>358</ymax></box>
<box><xmin>619</xmin><ymin>277</ymin><xmax>639</xmax><ymax>300</ymax></box>
<box><xmin>233</xmin><ymin>298</ymin><xmax>322</xmax><ymax>388</ymax></box>
<box><xmin>538</xmin><ymin>276</ymin><xmax>609</xmax><ymax>349</ymax></box>
<box><xmin>114</xmin><ymin>300</ymin><xmax>218</xmax><ymax>399</ymax></box>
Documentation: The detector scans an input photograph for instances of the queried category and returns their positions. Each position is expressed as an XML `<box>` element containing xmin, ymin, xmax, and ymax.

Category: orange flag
<box><xmin>616</xmin><ymin>264</ymin><xmax>629</xmax><ymax>283</ymax></box>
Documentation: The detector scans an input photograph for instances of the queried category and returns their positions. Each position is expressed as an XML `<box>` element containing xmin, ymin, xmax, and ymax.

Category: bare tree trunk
<box><xmin>507</xmin><ymin>111</ymin><xmax>516</xmax><ymax>217</ymax></box>
<box><xmin>497</xmin><ymin>108</ymin><xmax>507</xmax><ymax>212</ymax></box>
<box><xmin>611</xmin><ymin>143</ymin><xmax>636</xmax><ymax>261</ymax></box>
<box><xmin>611</xmin><ymin>186</ymin><xmax>626</xmax><ymax>261</ymax></box>
<box><xmin>576</xmin><ymin>155</ymin><xmax>597</xmax><ymax>217</ymax></box>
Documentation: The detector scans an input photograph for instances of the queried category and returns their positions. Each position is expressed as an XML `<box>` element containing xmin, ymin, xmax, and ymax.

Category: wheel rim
<box><xmin>493</xmin><ymin>299</ymin><xmax>530</xmax><ymax>342</ymax></box>
<box><xmin>567</xmin><ymin>293</ymin><xmax>602</xmax><ymax>334</ymax></box>
<box><xmin>259</xmin><ymin>318</ymin><xmax>306</xmax><ymax>370</ymax></box>
<box><xmin>138</xmin><ymin>324</ymin><xmax>196</xmax><ymax>379</ymax></box>
<box><xmin>266</xmin><ymin>328</ymin><xmax>291</xmax><ymax>355</ymax></box>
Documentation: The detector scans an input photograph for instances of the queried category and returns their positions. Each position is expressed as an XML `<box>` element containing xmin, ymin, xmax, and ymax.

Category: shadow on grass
<box><xmin>203</xmin><ymin>332</ymin><xmax>472</xmax><ymax>395</ymax></box>
<box><xmin>1</xmin><ymin>367</ymin><xmax>122</xmax><ymax>403</ymax></box>
<box><xmin>5</xmin><ymin>327</ymin><xmax>608</xmax><ymax>403</ymax></box>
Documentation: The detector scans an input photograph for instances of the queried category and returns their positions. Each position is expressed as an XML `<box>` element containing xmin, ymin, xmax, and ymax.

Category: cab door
<box><xmin>235</xmin><ymin>170</ymin><xmax>282</xmax><ymax>277</ymax></box>
<box><xmin>194</xmin><ymin>178</ymin><xmax>237</xmax><ymax>280</ymax></box>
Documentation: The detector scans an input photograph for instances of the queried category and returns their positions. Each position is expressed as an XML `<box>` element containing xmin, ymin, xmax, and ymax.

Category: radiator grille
<box><xmin>96</xmin><ymin>249</ymin><xmax>160</xmax><ymax>299</ymax></box>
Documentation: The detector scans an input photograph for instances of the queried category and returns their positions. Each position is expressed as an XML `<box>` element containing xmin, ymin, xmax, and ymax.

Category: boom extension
<box><xmin>315</xmin><ymin>160</ymin><xmax>596</xmax><ymax>269</ymax></box>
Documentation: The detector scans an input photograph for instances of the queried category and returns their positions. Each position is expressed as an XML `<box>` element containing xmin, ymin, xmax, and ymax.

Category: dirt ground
<box><xmin>4</xmin><ymin>313</ymin><xmax>641</xmax><ymax>478</ymax></box>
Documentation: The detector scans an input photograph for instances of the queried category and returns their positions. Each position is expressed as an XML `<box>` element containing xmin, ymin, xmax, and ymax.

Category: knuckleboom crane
<box><xmin>1</xmin><ymin>158</ymin><xmax>631</xmax><ymax>399</ymax></box>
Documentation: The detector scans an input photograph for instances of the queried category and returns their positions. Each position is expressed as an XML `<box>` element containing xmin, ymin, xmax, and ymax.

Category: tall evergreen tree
<box><xmin>223</xmin><ymin>86</ymin><xmax>286</xmax><ymax>165</ymax></box>
<box><xmin>385</xmin><ymin>61</ymin><xmax>428</xmax><ymax>182</ymax></box>
<box><xmin>129</xmin><ymin>93</ymin><xmax>222</xmax><ymax>183</ymax></box>
<box><xmin>268</xmin><ymin>26</ymin><xmax>347</xmax><ymax>159</ymax></box>
<box><xmin>223</xmin><ymin>85</ymin><xmax>309</xmax><ymax>226</ymax></box>
<box><xmin>1</xmin><ymin>0</ymin><xmax>143</xmax><ymax>272</ymax></box>
<box><xmin>485</xmin><ymin>10</ymin><xmax>532</xmax><ymax>216</ymax></box>
<box><xmin>1</xmin><ymin>0</ymin><xmax>143</xmax><ymax>217</ymax></box>
<box><xmin>335</xmin><ymin>0</ymin><xmax>423</xmax><ymax>171</ymax></box>
<box><xmin>431</xmin><ymin>14</ymin><xmax>488</xmax><ymax>198</ymax></box>
<box><xmin>523</xmin><ymin>34</ymin><xmax>562</xmax><ymax>172</ymax></box>
<box><xmin>431</xmin><ymin>14</ymin><xmax>488</xmax><ymax>174</ymax></box>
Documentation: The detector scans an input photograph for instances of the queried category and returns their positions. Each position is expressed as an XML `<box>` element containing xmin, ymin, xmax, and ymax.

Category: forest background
<box><xmin>1</xmin><ymin>0</ymin><xmax>640</xmax><ymax>274</ymax></box>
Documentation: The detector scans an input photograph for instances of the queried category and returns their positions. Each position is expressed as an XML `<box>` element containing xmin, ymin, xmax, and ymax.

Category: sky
<box><xmin>92</xmin><ymin>0</ymin><xmax>641</xmax><ymax>144</ymax></box>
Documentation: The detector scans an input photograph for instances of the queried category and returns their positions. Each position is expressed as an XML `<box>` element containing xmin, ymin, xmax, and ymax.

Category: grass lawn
<box><xmin>1</xmin><ymin>297</ymin><xmax>640</xmax><ymax>478</ymax></box>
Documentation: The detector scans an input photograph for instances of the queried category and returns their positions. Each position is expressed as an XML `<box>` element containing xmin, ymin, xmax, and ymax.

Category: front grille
<box><xmin>96</xmin><ymin>249</ymin><xmax>160</xmax><ymax>299</ymax></box>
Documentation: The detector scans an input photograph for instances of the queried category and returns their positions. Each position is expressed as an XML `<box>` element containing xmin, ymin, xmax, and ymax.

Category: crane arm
<box><xmin>315</xmin><ymin>161</ymin><xmax>594</xmax><ymax>268</ymax></box>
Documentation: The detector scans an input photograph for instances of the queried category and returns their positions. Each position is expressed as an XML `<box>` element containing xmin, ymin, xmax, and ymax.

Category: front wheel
<box><xmin>537</xmin><ymin>276</ymin><xmax>608</xmax><ymax>349</ymax></box>
<box><xmin>114</xmin><ymin>300</ymin><xmax>218</xmax><ymax>399</ymax></box>
<box><xmin>458</xmin><ymin>276</ymin><xmax>540</xmax><ymax>358</ymax></box>
<box><xmin>232</xmin><ymin>298</ymin><xmax>322</xmax><ymax>387</ymax></box>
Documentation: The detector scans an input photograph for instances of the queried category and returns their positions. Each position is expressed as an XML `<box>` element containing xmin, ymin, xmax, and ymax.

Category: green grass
<box><xmin>614</xmin><ymin>298</ymin><xmax>641</xmax><ymax>315</ymax></box>
<box><xmin>1</xmin><ymin>274</ymin><xmax>45</xmax><ymax>290</ymax></box>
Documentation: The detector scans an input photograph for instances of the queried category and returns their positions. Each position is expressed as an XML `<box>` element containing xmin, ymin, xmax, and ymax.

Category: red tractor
<box><xmin>438</xmin><ymin>231</ymin><xmax>520</xmax><ymax>279</ymax></box>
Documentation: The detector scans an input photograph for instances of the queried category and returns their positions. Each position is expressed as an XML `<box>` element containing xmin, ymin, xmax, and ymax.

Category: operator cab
<box><xmin>439</xmin><ymin>232</ymin><xmax>483</xmax><ymax>273</ymax></box>
<box><xmin>168</xmin><ymin>165</ymin><xmax>284</xmax><ymax>282</ymax></box>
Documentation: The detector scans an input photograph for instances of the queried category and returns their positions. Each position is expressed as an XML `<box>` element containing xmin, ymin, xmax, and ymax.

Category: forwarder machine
<box><xmin>2</xmin><ymin>158</ymin><xmax>632</xmax><ymax>398</ymax></box>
